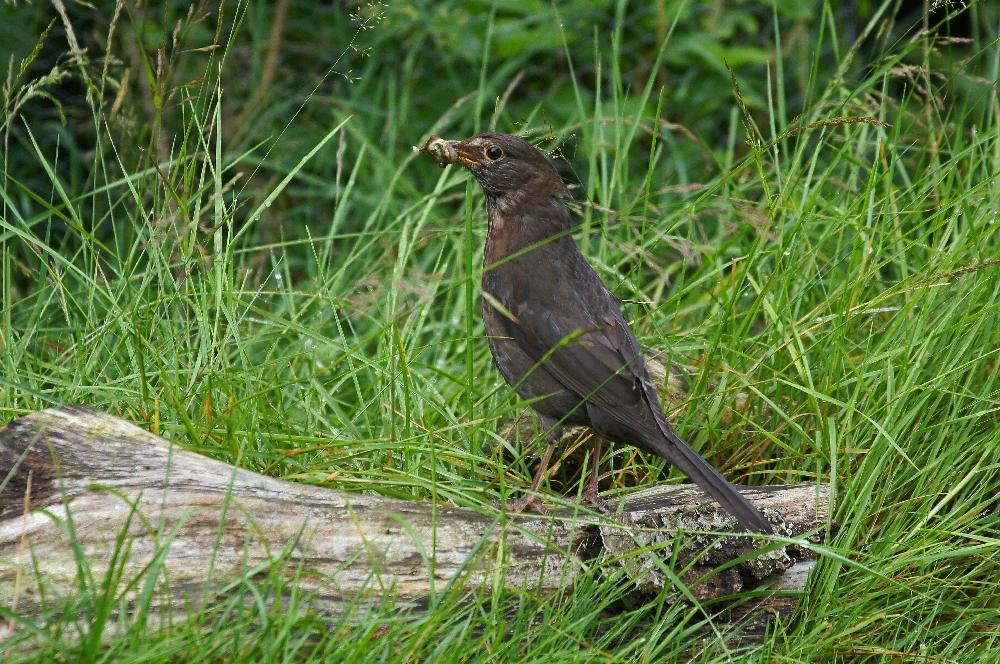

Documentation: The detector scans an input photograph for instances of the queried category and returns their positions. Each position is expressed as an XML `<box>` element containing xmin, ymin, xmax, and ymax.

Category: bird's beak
<box><xmin>414</xmin><ymin>136</ymin><xmax>480</xmax><ymax>169</ymax></box>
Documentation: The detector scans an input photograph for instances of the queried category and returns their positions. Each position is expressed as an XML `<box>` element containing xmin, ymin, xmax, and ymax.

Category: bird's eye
<box><xmin>484</xmin><ymin>145</ymin><xmax>504</xmax><ymax>161</ymax></box>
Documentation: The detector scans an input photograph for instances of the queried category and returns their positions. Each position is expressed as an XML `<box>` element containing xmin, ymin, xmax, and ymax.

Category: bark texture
<box><xmin>0</xmin><ymin>406</ymin><xmax>828</xmax><ymax>634</ymax></box>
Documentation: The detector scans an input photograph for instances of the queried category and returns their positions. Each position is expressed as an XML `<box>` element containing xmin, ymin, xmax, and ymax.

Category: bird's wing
<box><xmin>495</xmin><ymin>278</ymin><xmax>666</xmax><ymax>431</ymax></box>
<box><xmin>486</xmin><ymin>262</ymin><xmax>774</xmax><ymax>534</ymax></box>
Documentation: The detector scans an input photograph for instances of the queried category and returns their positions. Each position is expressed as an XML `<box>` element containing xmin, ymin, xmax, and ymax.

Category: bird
<box><xmin>416</xmin><ymin>131</ymin><xmax>772</xmax><ymax>534</ymax></box>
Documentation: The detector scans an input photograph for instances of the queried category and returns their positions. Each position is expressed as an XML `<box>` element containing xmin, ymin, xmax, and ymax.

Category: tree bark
<box><xmin>0</xmin><ymin>406</ymin><xmax>829</xmax><ymax>634</ymax></box>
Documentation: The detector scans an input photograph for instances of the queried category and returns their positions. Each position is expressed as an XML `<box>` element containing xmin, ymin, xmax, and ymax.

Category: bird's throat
<box><xmin>483</xmin><ymin>194</ymin><xmax>570</xmax><ymax>268</ymax></box>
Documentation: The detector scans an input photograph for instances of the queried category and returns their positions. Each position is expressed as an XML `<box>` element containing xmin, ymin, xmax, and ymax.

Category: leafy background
<box><xmin>2</xmin><ymin>0</ymin><xmax>1000</xmax><ymax>661</ymax></box>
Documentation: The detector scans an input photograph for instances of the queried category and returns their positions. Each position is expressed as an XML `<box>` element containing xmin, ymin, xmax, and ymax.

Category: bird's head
<box><xmin>416</xmin><ymin>132</ymin><xmax>570</xmax><ymax>203</ymax></box>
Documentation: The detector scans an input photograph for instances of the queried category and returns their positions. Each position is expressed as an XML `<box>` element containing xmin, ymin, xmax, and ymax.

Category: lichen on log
<box><xmin>0</xmin><ymin>406</ymin><xmax>829</xmax><ymax>637</ymax></box>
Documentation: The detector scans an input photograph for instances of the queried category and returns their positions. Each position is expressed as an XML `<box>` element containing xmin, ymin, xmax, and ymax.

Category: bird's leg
<box><xmin>578</xmin><ymin>435</ymin><xmax>609</xmax><ymax>513</ymax></box>
<box><xmin>495</xmin><ymin>441</ymin><xmax>556</xmax><ymax>515</ymax></box>
<box><xmin>493</xmin><ymin>430</ymin><xmax>559</xmax><ymax>516</ymax></box>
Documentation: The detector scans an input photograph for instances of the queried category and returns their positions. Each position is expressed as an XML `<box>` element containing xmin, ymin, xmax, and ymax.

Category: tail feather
<box><xmin>648</xmin><ymin>431</ymin><xmax>772</xmax><ymax>534</ymax></box>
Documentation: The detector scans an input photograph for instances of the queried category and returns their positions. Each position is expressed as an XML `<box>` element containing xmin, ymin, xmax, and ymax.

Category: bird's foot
<box><xmin>577</xmin><ymin>485</ymin><xmax>611</xmax><ymax>514</ymax></box>
<box><xmin>492</xmin><ymin>493</ymin><xmax>552</xmax><ymax>516</ymax></box>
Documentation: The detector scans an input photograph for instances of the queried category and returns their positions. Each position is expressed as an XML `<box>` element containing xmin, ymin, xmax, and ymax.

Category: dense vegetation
<box><xmin>2</xmin><ymin>0</ymin><xmax>999</xmax><ymax>660</ymax></box>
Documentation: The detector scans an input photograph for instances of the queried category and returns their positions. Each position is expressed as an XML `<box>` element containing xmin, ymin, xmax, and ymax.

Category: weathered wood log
<box><xmin>0</xmin><ymin>406</ymin><xmax>829</xmax><ymax>635</ymax></box>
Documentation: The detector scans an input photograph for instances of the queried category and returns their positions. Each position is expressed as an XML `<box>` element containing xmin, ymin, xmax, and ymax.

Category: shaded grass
<box><xmin>2</xmin><ymin>0</ymin><xmax>1000</xmax><ymax>661</ymax></box>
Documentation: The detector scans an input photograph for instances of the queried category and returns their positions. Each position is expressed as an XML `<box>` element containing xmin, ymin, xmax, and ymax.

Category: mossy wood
<box><xmin>0</xmin><ymin>406</ymin><xmax>828</xmax><ymax>636</ymax></box>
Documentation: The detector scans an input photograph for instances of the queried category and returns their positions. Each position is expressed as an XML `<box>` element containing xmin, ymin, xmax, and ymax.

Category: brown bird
<box><xmin>417</xmin><ymin>132</ymin><xmax>772</xmax><ymax>534</ymax></box>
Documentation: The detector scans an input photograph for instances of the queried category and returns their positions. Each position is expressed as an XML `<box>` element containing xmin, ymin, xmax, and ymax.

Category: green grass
<box><xmin>2</xmin><ymin>0</ymin><xmax>1000</xmax><ymax>660</ymax></box>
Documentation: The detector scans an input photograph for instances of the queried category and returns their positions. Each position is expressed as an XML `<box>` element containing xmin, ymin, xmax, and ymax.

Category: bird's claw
<box><xmin>577</xmin><ymin>486</ymin><xmax>611</xmax><ymax>514</ymax></box>
<box><xmin>492</xmin><ymin>494</ymin><xmax>552</xmax><ymax>516</ymax></box>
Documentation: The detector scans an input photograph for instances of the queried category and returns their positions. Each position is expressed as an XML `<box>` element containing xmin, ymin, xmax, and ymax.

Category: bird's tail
<box><xmin>647</xmin><ymin>430</ymin><xmax>773</xmax><ymax>534</ymax></box>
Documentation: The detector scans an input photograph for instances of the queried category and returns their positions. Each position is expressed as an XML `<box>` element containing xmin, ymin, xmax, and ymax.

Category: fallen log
<box><xmin>0</xmin><ymin>406</ymin><xmax>829</xmax><ymax>636</ymax></box>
